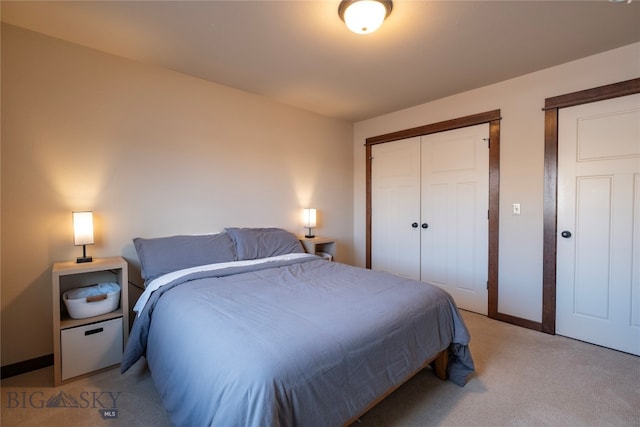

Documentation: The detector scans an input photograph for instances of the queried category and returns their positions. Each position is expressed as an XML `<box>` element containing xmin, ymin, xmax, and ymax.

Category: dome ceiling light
<box><xmin>338</xmin><ymin>0</ymin><xmax>393</xmax><ymax>35</ymax></box>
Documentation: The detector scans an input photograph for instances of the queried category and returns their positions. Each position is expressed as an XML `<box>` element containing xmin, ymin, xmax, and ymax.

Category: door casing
<box><xmin>542</xmin><ymin>78</ymin><xmax>640</xmax><ymax>334</ymax></box>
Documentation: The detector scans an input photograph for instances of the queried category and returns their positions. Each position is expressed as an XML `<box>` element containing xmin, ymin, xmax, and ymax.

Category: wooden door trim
<box><xmin>366</xmin><ymin>110</ymin><xmax>513</xmax><ymax>325</ymax></box>
<box><xmin>542</xmin><ymin>78</ymin><xmax>640</xmax><ymax>334</ymax></box>
<box><xmin>365</xmin><ymin>110</ymin><xmax>501</xmax><ymax>146</ymax></box>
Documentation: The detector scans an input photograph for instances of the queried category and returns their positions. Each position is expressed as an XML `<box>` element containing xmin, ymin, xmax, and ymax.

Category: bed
<box><xmin>122</xmin><ymin>227</ymin><xmax>474</xmax><ymax>426</ymax></box>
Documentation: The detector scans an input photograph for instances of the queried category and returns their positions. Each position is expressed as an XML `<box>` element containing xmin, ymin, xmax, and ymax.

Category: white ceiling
<box><xmin>2</xmin><ymin>1</ymin><xmax>639</xmax><ymax>122</ymax></box>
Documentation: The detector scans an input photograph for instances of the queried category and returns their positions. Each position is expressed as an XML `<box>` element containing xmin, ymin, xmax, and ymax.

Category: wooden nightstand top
<box><xmin>53</xmin><ymin>256</ymin><xmax>127</xmax><ymax>274</ymax></box>
<box><xmin>298</xmin><ymin>236</ymin><xmax>334</xmax><ymax>244</ymax></box>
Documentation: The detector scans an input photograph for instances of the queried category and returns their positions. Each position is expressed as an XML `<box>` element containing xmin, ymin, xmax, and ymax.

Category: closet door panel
<box><xmin>420</xmin><ymin>124</ymin><xmax>489</xmax><ymax>314</ymax></box>
<box><xmin>371</xmin><ymin>137</ymin><xmax>421</xmax><ymax>279</ymax></box>
<box><xmin>421</xmin><ymin>182</ymin><xmax>448</xmax><ymax>284</ymax></box>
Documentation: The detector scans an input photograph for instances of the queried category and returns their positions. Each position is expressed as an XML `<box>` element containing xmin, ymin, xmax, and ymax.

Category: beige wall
<box><xmin>1</xmin><ymin>24</ymin><xmax>354</xmax><ymax>366</ymax></box>
<box><xmin>353</xmin><ymin>42</ymin><xmax>640</xmax><ymax>323</ymax></box>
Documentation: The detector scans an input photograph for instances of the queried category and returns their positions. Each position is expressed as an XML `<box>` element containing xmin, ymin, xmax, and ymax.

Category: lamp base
<box><xmin>304</xmin><ymin>226</ymin><xmax>315</xmax><ymax>239</ymax></box>
<box><xmin>76</xmin><ymin>244</ymin><xmax>93</xmax><ymax>263</ymax></box>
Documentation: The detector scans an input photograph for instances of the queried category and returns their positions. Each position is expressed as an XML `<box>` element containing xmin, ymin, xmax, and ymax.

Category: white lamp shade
<box><xmin>303</xmin><ymin>208</ymin><xmax>317</xmax><ymax>228</ymax></box>
<box><xmin>343</xmin><ymin>0</ymin><xmax>388</xmax><ymax>34</ymax></box>
<box><xmin>73</xmin><ymin>211</ymin><xmax>94</xmax><ymax>246</ymax></box>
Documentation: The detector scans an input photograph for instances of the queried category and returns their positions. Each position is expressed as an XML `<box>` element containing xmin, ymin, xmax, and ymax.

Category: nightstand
<box><xmin>299</xmin><ymin>237</ymin><xmax>337</xmax><ymax>261</ymax></box>
<box><xmin>51</xmin><ymin>257</ymin><xmax>129</xmax><ymax>386</ymax></box>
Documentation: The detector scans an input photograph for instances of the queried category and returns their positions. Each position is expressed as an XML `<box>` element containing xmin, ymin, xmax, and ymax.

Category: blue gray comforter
<box><xmin>122</xmin><ymin>256</ymin><xmax>474</xmax><ymax>426</ymax></box>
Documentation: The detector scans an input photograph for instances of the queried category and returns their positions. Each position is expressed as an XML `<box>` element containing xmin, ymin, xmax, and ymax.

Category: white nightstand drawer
<box><xmin>61</xmin><ymin>317</ymin><xmax>123</xmax><ymax>381</ymax></box>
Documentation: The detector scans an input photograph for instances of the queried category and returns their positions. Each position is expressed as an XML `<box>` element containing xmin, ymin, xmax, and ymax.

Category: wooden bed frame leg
<box><xmin>433</xmin><ymin>350</ymin><xmax>448</xmax><ymax>380</ymax></box>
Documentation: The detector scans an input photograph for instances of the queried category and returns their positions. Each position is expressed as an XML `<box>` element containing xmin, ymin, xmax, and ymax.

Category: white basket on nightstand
<box><xmin>63</xmin><ymin>282</ymin><xmax>121</xmax><ymax>319</ymax></box>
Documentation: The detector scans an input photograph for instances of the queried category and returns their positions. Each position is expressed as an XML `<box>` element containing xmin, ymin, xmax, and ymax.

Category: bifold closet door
<box><xmin>420</xmin><ymin>124</ymin><xmax>489</xmax><ymax>315</ymax></box>
<box><xmin>371</xmin><ymin>125</ymin><xmax>489</xmax><ymax>315</ymax></box>
<box><xmin>371</xmin><ymin>137</ymin><xmax>421</xmax><ymax>280</ymax></box>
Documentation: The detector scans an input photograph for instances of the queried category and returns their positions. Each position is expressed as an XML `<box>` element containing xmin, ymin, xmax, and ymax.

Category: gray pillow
<box><xmin>133</xmin><ymin>233</ymin><xmax>236</xmax><ymax>282</ymax></box>
<box><xmin>225</xmin><ymin>227</ymin><xmax>304</xmax><ymax>260</ymax></box>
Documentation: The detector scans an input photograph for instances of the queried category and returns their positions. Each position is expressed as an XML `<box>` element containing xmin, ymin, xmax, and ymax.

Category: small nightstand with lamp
<box><xmin>299</xmin><ymin>208</ymin><xmax>337</xmax><ymax>261</ymax></box>
<box><xmin>51</xmin><ymin>211</ymin><xmax>129</xmax><ymax>386</ymax></box>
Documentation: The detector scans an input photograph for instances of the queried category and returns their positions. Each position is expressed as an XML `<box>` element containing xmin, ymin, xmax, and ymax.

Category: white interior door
<box><xmin>371</xmin><ymin>137</ymin><xmax>421</xmax><ymax>280</ymax></box>
<box><xmin>557</xmin><ymin>93</ymin><xmax>640</xmax><ymax>355</ymax></box>
<box><xmin>420</xmin><ymin>124</ymin><xmax>489</xmax><ymax>314</ymax></box>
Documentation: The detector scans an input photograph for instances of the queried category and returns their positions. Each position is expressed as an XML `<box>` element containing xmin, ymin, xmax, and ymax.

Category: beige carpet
<box><xmin>2</xmin><ymin>311</ymin><xmax>638</xmax><ymax>426</ymax></box>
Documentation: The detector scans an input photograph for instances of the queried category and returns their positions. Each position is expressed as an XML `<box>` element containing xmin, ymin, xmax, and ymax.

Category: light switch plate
<box><xmin>512</xmin><ymin>203</ymin><xmax>521</xmax><ymax>215</ymax></box>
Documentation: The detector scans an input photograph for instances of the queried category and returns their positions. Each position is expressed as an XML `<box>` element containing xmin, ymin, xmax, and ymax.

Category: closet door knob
<box><xmin>411</xmin><ymin>222</ymin><xmax>419</xmax><ymax>228</ymax></box>
<box><xmin>421</xmin><ymin>223</ymin><xmax>429</xmax><ymax>229</ymax></box>
<box><xmin>561</xmin><ymin>230</ymin><xmax>572</xmax><ymax>238</ymax></box>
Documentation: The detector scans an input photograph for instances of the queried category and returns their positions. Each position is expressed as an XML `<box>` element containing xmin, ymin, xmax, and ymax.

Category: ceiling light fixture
<box><xmin>338</xmin><ymin>0</ymin><xmax>393</xmax><ymax>35</ymax></box>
